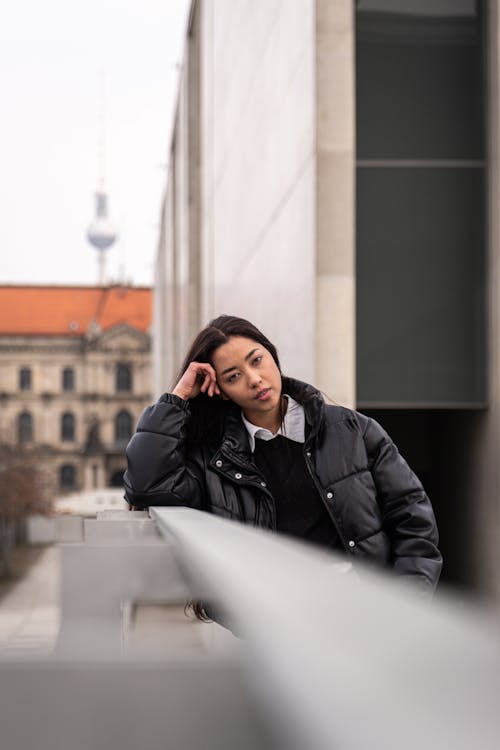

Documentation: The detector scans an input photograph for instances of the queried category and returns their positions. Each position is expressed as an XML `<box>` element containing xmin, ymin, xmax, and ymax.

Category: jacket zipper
<box><xmin>303</xmin><ymin>448</ymin><xmax>352</xmax><ymax>556</ymax></box>
<box><xmin>217</xmin><ymin>448</ymin><xmax>277</xmax><ymax>530</ymax></box>
<box><xmin>215</xmin><ymin>447</ymin><xmax>351</xmax><ymax>546</ymax></box>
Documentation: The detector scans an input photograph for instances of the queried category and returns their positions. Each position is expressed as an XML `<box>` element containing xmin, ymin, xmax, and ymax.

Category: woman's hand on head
<box><xmin>172</xmin><ymin>361</ymin><xmax>221</xmax><ymax>400</ymax></box>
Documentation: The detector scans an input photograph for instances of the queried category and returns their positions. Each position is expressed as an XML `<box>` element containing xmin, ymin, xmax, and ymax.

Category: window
<box><xmin>62</xmin><ymin>367</ymin><xmax>75</xmax><ymax>392</ymax></box>
<box><xmin>19</xmin><ymin>368</ymin><xmax>31</xmax><ymax>391</ymax></box>
<box><xmin>61</xmin><ymin>412</ymin><xmax>75</xmax><ymax>442</ymax></box>
<box><xmin>115</xmin><ymin>410</ymin><xmax>133</xmax><ymax>445</ymax></box>
<box><xmin>60</xmin><ymin>464</ymin><xmax>76</xmax><ymax>489</ymax></box>
<box><xmin>116</xmin><ymin>363</ymin><xmax>132</xmax><ymax>392</ymax></box>
<box><xmin>18</xmin><ymin>412</ymin><xmax>33</xmax><ymax>443</ymax></box>
<box><xmin>110</xmin><ymin>469</ymin><xmax>126</xmax><ymax>487</ymax></box>
<box><xmin>355</xmin><ymin>0</ymin><xmax>485</xmax><ymax>406</ymax></box>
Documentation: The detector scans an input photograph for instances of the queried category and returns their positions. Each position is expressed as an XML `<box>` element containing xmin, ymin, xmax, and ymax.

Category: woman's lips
<box><xmin>255</xmin><ymin>388</ymin><xmax>270</xmax><ymax>400</ymax></box>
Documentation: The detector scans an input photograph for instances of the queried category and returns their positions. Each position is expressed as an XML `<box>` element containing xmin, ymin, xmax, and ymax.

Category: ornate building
<box><xmin>0</xmin><ymin>284</ymin><xmax>152</xmax><ymax>494</ymax></box>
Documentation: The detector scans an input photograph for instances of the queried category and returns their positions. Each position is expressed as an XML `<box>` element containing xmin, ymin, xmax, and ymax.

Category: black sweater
<box><xmin>253</xmin><ymin>435</ymin><xmax>342</xmax><ymax>552</ymax></box>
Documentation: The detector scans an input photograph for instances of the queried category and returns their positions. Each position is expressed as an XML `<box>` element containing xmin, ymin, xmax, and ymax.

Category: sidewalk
<box><xmin>0</xmin><ymin>544</ymin><xmax>60</xmax><ymax>655</ymax></box>
<box><xmin>0</xmin><ymin>543</ymin><xmax>236</xmax><ymax>656</ymax></box>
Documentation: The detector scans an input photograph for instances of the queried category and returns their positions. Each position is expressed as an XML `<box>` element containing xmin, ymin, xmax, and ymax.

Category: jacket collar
<box><xmin>281</xmin><ymin>376</ymin><xmax>325</xmax><ymax>441</ymax></box>
<box><xmin>218</xmin><ymin>376</ymin><xmax>325</xmax><ymax>459</ymax></box>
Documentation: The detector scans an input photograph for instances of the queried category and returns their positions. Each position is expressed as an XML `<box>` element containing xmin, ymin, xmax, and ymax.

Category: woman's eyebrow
<box><xmin>220</xmin><ymin>348</ymin><xmax>259</xmax><ymax>376</ymax></box>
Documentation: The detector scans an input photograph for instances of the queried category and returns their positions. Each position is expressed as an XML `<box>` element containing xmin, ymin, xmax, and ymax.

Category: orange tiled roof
<box><xmin>0</xmin><ymin>285</ymin><xmax>152</xmax><ymax>336</ymax></box>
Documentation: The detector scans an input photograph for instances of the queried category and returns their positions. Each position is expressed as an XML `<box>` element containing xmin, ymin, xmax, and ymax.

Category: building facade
<box><xmin>154</xmin><ymin>0</ymin><xmax>500</xmax><ymax>603</ymax></box>
<box><xmin>0</xmin><ymin>285</ymin><xmax>152</xmax><ymax>495</ymax></box>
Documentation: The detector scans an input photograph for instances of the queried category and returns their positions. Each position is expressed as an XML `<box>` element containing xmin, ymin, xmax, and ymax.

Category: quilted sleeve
<box><xmin>362</xmin><ymin>415</ymin><xmax>443</xmax><ymax>593</ymax></box>
<box><xmin>123</xmin><ymin>393</ymin><xmax>206</xmax><ymax>510</ymax></box>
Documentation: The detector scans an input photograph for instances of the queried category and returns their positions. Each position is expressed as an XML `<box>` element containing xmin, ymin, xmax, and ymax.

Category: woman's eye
<box><xmin>227</xmin><ymin>372</ymin><xmax>239</xmax><ymax>383</ymax></box>
<box><xmin>253</xmin><ymin>356</ymin><xmax>263</xmax><ymax>366</ymax></box>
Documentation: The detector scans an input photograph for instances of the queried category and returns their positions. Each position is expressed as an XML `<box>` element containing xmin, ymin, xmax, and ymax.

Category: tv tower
<box><xmin>86</xmin><ymin>74</ymin><xmax>117</xmax><ymax>285</ymax></box>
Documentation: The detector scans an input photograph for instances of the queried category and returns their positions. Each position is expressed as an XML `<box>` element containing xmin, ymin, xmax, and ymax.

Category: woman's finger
<box><xmin>196</xmin><ymin>363</ymin><xmax>217</xmax><ymax>395</ymax></box>
<box><xmin>193</xmin><ymin>362</ymin><xmax>213</xmax><ymax>378</ymax></box>
<box><xmin>208</xmin><ymin>376</ymin><xmax>216</xmax><ymax>397</ymax></box>
<box><xmin>174</xmin><ymin>361</ymin><xmax>218</xmax><ymax>399</ymax></box>
<box><xmin>200</xmin><ymin>371</ymin><xmax>211</xmax><ymax>393</ymax></box>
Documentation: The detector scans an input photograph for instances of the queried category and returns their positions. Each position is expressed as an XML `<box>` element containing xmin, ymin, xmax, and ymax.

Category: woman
<box><xmin>124</xmin><ymin>315</ymin><xmax>442</xmax><ymax>595</ymax></box>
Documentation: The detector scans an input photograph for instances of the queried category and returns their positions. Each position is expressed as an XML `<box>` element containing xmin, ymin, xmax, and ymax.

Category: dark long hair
<box><xmin>178</xmin><ymin>315</ymin><xmax>283</xmax><ymax>624</ymax></box>
<box><xmin>174</xmin><ymin>314</ymin><xmax>283</xmax><ymax>445</ymax></box>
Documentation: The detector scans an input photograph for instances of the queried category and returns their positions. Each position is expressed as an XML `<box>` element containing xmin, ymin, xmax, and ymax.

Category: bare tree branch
<box><xmin>0</xmin><ymin>445</ymin><xmax>53</xmax><ymax>521</ymax></box>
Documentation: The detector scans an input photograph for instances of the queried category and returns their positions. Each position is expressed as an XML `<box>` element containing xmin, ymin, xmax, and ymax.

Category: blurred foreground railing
<box><xmin>0</xmin><ymin>507</ymin><xmax>499</xmax><ymax>750</ymax></box>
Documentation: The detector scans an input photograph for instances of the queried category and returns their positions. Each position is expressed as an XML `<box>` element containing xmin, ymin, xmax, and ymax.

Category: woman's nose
<box><xmin>247</xmin><ymin>370</ymin><xmax>262</xmax><ymax>387</ymax></box>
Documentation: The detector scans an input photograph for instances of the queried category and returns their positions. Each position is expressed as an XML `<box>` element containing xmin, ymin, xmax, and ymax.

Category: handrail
<box><xmin>2</xmin><ymin>507</ymin><xmax>500</xmax><ymax>750</ymax></box>
<box><xmin>151</xmin><ymin>506</ymin><xmax>500</xmax><ymax>750</ymax></box>
<box><xmin>55</xmin><ymin>512</ymin><xmax>190</xmax><ymax>655</ymax></box>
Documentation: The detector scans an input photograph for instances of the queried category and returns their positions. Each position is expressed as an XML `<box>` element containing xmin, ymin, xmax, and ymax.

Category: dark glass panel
<box><xmin>356</xmin><ymin>1</ymin><xmax>483</xmax><ymax>159</ymax></box>
<box><xmin>356</xmin><ymin>167</ymin><xmax>485</xmax><ymax>405</ymax></box>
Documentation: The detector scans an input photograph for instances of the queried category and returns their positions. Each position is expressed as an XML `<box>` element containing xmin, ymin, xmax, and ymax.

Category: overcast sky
<box><xmin>0</xmin><ymin>0</ymin><xmax>190</xmax><ymax>288</ymax></box>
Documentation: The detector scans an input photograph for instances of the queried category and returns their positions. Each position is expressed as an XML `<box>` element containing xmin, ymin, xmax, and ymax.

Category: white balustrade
<box><xmin>0</xmin><ymin>507</ymin><xmax>499</xmax><ymax>750</ymax></box>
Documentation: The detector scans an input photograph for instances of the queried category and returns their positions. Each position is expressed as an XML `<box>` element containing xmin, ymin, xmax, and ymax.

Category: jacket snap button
<box><xmin>235</xmin><ymin>473</ymin><xmax>242</xmax><ymax>479</ymax></box>
<box><xmin>306</xmin><ymin>451</ymin><xmax>311</xmax><ymax>458</ymax></box>
<box><xmin>260</xmin><ymin>481</ymin><xmax>266</xmax><ymax>487</ymax></box>
<box><xmin>326</xmin><ymin>491</ymin><xmax>333</xmax><ymax>499</ymax></box>
<box><xmin>215</xmin><ymin>460</ymin><xmax>222</xmax><ymax>468</ymax></box>
<box><xmin>348</xmin><ymin>540</ymin><xmax>355</xmax><ymax>548</ymax></box>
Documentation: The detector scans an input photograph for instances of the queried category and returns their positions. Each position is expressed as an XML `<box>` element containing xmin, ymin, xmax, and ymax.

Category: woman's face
<box><xmin>211</xmin><ymin>335</ymin><xmax>282</xmax><ymax>424</ymax></box>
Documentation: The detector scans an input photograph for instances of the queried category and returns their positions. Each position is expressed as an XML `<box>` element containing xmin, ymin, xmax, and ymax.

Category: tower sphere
<box><xmin>87</xmin><ymin>217</ymin><xmax>117</xmax><ymax>250</ymax></box>
<box><xmin>87</xmin><ymin>190</ymin><xmax>117</xmax><ymax>251</ymax></box>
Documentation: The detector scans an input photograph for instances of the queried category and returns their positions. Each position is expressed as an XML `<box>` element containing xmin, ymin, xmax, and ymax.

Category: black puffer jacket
<box><xmin>124</xmin><ymin>377</ymin><xmax>442</xmax><ymax>592</ymax></box>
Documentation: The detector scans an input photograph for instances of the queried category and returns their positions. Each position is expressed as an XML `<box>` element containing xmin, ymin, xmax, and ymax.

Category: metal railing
<box><xmin>0</xmin><ymin>507</ymin><xmax>499</xmax><ymax>750</ymax></box>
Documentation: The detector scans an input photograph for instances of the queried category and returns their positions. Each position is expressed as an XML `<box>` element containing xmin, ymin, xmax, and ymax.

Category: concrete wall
<box><xmin>156</xmin><ymin>0</ymin><xmax>355</xmax><ymax>399</ymax></box>
<box><xmin>156</xmin><ymin>0</ymin><xmax>319</xmax><ymax>387</ymax></box>
<box><xmin>476</xmin><ymin>0</ymin><xmax>500</xmax><ymax>602</ymax></box>
<box><xmin>156</xmin><ymin>170</ymin><xmax>177</xmax><ymax>395</ymax></box>
<box><xmin>155</xmin><ymin>7</ymin><xmax>202</xmax><ymax>396</ymax></box>
<box><xmin>199</xmin><ymin>0</ymin><xmax>317</xmax><ymax>382</ymax></box>
<box><xmin>315</xmin><ymin>0</ymin><xmax>355</xmax><ymax>406</ymax></box>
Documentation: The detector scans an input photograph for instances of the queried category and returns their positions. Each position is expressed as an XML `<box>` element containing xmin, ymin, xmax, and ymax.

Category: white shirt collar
<box><xmin>241</xmin><ymin>395</ymin><xmax>305</xmax><ymax>452</ymax></box>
